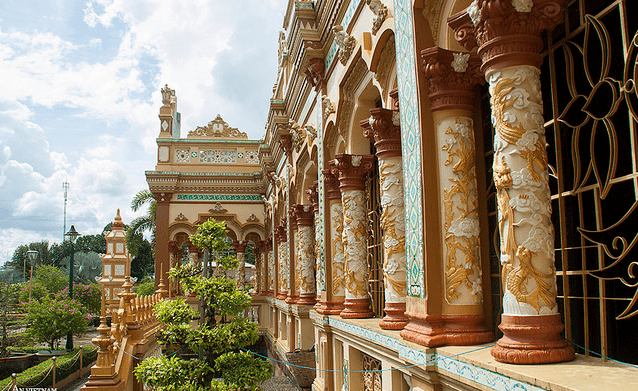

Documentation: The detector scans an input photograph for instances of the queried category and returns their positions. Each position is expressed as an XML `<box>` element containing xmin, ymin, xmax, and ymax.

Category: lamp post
<box><xmin>65</xmin><ymin>225</ymin><xmax>80</xmax><ymax>351</ymax></box>
<box><xmin>26</xmin><ymin>250</ymin><xmax>38</xmax><ymax>302</ymax></box>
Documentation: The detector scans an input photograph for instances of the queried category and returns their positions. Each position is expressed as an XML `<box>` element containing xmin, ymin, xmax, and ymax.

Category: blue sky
<box><xmin>0</xmin><ymin>0</ymin><xmax>287</xmax><ymax>264</ymax></box>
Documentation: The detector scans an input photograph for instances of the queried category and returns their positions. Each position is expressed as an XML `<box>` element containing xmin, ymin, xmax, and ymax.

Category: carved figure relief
<box><xmin>489</xmin><ymin>66</ymin><xmax>557</xmax><ymax>315</ymax></box>
<box><xmin>366</xmin><ymin>0</ymin><xmax>388</xmax><ymax>35</ymax></box>
<box><xmin>298</xmin><ymin>226</ymin><xmax>315</xmax><ymax>292</ymax></box>
<box><xmin>322</xmin><ymin>95</ymin><xmax>336</xmax><ymax>120</ymax></box>
<box><xmin>440</xmin><ymin>118</ymin><xmax>482</xmax><ymax>304</ymax></box>
<box><xmin>378</xmin><ymin>158</ymin><xmax>407</xmax><ymax>300</ymax></box>
<box><xmin>333</xmin><ymin>25</ymin><xmax>356</xmax><ymax>66</ymax></box>
<box><xmin>331</xmin><ymin>203</ymin><xmax>346</xmax><ymax>295</ymax></box>
<box><xmin>342</xmin><ymin>191</ymin><xmax>369</xmax><ymax>298</ymax></box>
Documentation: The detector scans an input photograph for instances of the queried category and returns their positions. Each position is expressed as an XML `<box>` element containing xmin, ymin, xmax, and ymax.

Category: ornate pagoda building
<box><xmin>146</xmin><ymin>86</ymin><xmax>267</xmax><ymax>293</ymax></box>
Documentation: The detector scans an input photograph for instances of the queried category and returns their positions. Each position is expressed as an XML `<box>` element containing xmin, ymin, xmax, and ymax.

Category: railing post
<box><xmin>79</xmin><ymin>346</ymin><xmax>84</xmax><ymax>378</ymax></box>
<box><xmin>52</xmin><ymin>356</ymin><xmax>57</xmax><ymax>388</ymax></box>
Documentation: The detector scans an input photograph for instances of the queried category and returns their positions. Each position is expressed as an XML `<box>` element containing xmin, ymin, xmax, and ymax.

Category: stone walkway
<box><xmin>261</xmin><ymin>376</ymin><xmax>303</xmax><ymax>391</ymax></box>
<box><xmin>62</xmin><ymin>371</ymin><xmax>90</xmax><ymax>391</ymax></box>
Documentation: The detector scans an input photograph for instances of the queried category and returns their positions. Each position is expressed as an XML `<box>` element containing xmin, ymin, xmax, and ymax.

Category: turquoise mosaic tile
<box><xmin>317</xmin><ymin>95</ymin><xmax>326</xmax><ymax>291</ymax></box>
<box><xmin>342</xmin><ymin>0</ymin><xmax>362</xmax><ymax>28</ymax></box>
<box><xmin>392</xmin><ymin>0</ymin><xmax>424</xmax><ymax>297</ymax></box>
<box><xmin>324</xmin><ymin>317</ymin><xmax>543</xmax><ymax>391</ymax></box>
<box><xmin>325</xmin><ymin>0</ymin><xmax>362</xmax><ymax>71</ymax></box>
<box><xmin>176</xmin><ymin>194</ymin><xmax>262</xmax><ymax>201</ymax></box>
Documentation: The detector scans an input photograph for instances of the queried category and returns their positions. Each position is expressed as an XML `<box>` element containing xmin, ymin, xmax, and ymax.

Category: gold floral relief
<box><xmin>331</xmin><ymin>204</ymin><xmax>346</xmax><ymax>293</ymax></box>
<box><xmin>441</xmin><ymin>119</ymin><xmax>482</xmax><ymax>304</ymax></box>
<box><xmin>490</xmin><ymin>76</ymin><xmax>527</xmax><ymax>145</ymax></box>
<box><xmin>504</xmin><ymin>246</ymin><xmax>556</xmax><ymax>312</ymax></box>
<box><xmin>342</xmin><ymin>191</ymin><xmax>369</xmax><ymax>298</ymax></box>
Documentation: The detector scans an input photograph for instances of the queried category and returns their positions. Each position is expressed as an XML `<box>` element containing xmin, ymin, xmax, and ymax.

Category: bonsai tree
<box><xmin>134</xmin><ymin>219</ymin><xmax>272</xmax><ymax>391</ymax></box>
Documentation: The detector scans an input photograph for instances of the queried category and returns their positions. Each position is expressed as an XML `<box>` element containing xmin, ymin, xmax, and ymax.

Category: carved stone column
<box><xmin>317</xmin><ymin>168</ymin><xmax>345</xmax><ymax>314</ymax></box>
<box><xmin>268</xmin><ymin>239</ymin><xmax>275</xmax><ymax>296</ymax></box>
<box><xmin>294</xmin><ymin>204</ymin><xmax>316</xmax><ymax>305</ymax></box>
<box><xmin>332</xmin><ymin>154</ymin><xmax>375</xmax><ymax>318</ymax></box>
<box><xmin>286</xmin><ymin>207</ymin><xmax>300</xmax><ymax>304</ymax></box>
<box><xmin>256</xmin><ymin>240</ymin><xmax>269</xmax><ymax>295</ymax></box>
<box><xmin>398</xmin><ymin>46</ymin><xmax>493</xmax><ymax>346</ymax></box>
<box><xmin>450</xmin><ymin>0</ymin><xmax>574</xmax><ymax>364</ymax></box>
<box><xmin>275</xmin><ymin>225</ymin><xmax>288</xmax><ymax>300</ymax></box>
<box><xmin>306</xmin><ymin>182</ymin><xmax>322</xmax><ymax>303</ymax></box>
<box><xmin>234</xmin><ymin>240</ymin><xmax>247</xmax><ymax>290</ymax></box>
<box><xmin>361</xmin><ymin>108</ymin><xmax>409</xmax><ymax>330</ymax></box>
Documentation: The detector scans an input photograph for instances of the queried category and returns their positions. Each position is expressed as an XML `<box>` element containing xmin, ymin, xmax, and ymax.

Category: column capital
<box><xmin>275</xmin><ymin>225</ymin><xmax>287</xmax><ymax>244</ymax></box>
<box><xmin>360</xmin><ymin>108</ymin><xmax>402</xmax><ymax>159</ymax></box>
<box><xmin>331</xmin><ymin>154</ymin><xmax>375</xmax><ymax>191</ymax></box>
<box><xmin>233</xmin><ymin>240</ymin><xmax>247</xmax><ymax>253</ymax></box>
<box><xmin>421</xmin><ymin>47</ymin><xmax>483</xmax><ymax>112</ymax></box>
<box><xmin>288</xmin><ymin>206</ymin><xmax>299</xmax><ymax>231</ymax></box>
<box><xmin>293</xmin><ymin>204</ymin><xmax>314</xmax><ymax>227</ymax></box>
<box><xmin>322</xmin><ymin>164</ymin><xmax>342</xmax><ymax>200</ymax></box>
<box><xmin>306</xmin><ymin>182</ymin><xmax>319</xmax><ymax>214</ymax></box>
<box><xmin>256</xmin><ymin>239</ymin><xmax>271</xmax><ymax>252</ymax></box>
<box><xmin>448</xmin><ymin>0</ymin><xmax>566</xmax><ymax>74</ymax></box>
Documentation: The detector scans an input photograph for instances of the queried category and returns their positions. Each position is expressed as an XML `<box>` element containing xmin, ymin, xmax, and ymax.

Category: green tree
<box><xmin>129</xmin><ymin>189</ymin><xmax>157</xmax><ymax>246</ymax></box>
<box><xmin>134</xmin><ymin>219</ymin><xmax>272</xmax><ymax>390</ymax></box>
<box><xmin>134</xmin><ymin>276</ymin><xmax>156</xmax><ymax>297</ymax></box>
<box><xmin>24</xmin><ymin>296</ymin><xmax>88</xmax><ymax>350</ymax></box>
<box><xmin>18</xmin><ymin>281</ymin><xmax>49</xmax><ymax>303</ymax></box>
<box><xmin>75</xmin><ymin>234</ymin><xmax>106</xmax><ymax>254</ymax></box>
<box><xmin>8</xmin><ymin>240</ymin><xmax>56</xmax><ymax>277</ymax></box>
<box><xmin>33</xmin><ymin>265</ymin><xmax>68</xmax><ymax>294</ymax></box>
<box><xmin>0</xmin><ymin>283</ymin><xmax>21</xmax><ymax>356</ymax></box>
<box><xmin>131</xmin><ymin>240</ymin><xmax>154</xmax><ymax>280</ymax></box>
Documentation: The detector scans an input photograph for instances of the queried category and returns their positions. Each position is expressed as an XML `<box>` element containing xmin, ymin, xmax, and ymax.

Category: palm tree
<box><xmin>129</xmin><ymin>189</ymin><xmax>157</xmax><ymax>247</ymax></box>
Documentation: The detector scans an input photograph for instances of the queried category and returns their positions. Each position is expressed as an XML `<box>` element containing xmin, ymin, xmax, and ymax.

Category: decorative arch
<box><xmin>337</xmin><ymin>54</ymin><xmax>371</xmax><ymax>153</ymax></box>
<box><xmin>168</xmin><ymin>222</ymin><xmax>195</xmax><ymax>241</ymax></box>
<box><xmin>241</xmin><ymin>224</ymin><xmax>266</xmax><ymax>242</ymax></box>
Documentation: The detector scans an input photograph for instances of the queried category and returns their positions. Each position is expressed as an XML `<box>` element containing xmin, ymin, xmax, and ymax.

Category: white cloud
<box><xmin>0</xmin><ymin>0</ymin><xmax>286</xmax><ymax>267</ymax></box>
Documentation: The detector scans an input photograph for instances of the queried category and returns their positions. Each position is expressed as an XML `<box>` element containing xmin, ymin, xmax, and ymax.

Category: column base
<box><xmin>491</xmin><ymin>313</ymin><xmax>575</xmax><ymax>364</ymax></box>
<box><xmin>285</xmin><ymin>294</ymin><xmax>299</xmax><ymax>304</ymax></box>
<box><xmin>276</xmin><ymin>291</ymin><xmax>287</xmax><ymax>300</ymax></box>
<box><xmin>400</xmin><ymin>313</ymin><xmax>493</xmax><ymax>347</ymax></box>
<box><xmin>340</xmin><ymin>298</ymin><xmax>374</xmax><ymax>319</ymax></box>
<box><xmin>379</xmin><ymin>302</ymin><xmax>409</xmax><ymax>330</ymax></box>
<box><xmin>297</xmin><ymin>292</ymin><xmax>317</xmax><ymax>306</ymax></box>
<box><xmin>315</xmin><ymin>300</ymin><xmax>345</xmax><ymax>315</ymax></box>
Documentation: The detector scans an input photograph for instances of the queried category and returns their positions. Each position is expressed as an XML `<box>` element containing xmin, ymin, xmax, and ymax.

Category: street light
<box><xmin>26</xmin><ymin>250</ymin><xmax>38</xmax><ymax>301</ymax></box>
<box><xmin>65</xmin><ymin>225</ymin><xmax>80</xmax><ymax>350</ymax></box>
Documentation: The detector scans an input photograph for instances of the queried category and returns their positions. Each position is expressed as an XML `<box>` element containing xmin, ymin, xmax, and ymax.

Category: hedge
<box><xmin>0</xmin><ymin>345</ymin><xmax>98</xmax><ymax>390</ymax></box>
